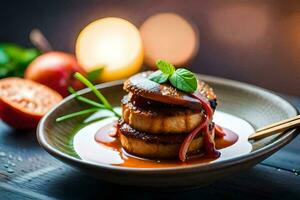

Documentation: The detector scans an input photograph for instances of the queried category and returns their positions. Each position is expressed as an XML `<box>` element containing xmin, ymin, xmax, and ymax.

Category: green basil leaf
<box><xmin>0</xmin><ymin>49</ymin><xmax>9</xmax><ymax>64</ymax></box>
<box><xmin>148</xmin><ymin>70</ymin><xmax>169</xmax><ymax>83</ymax></box>
<box><xmin>0</xmin><ymin>67</ymin><xmax>8</xmax><ymax>77</ymax></box>
<box><xmin>0</xmin><ymin>43</ymin><xmax>40</xmax><ymax>78</ymax></box>
<box><xmin>156</xmin><ymin>60</ymin><xmax>175</xmax><ymax>75</ymax></box>
<box><xmin>18</xmin><ymin>49</ymin><xmax>40</xmax><ymax>64</ymax></box>
<box><xmin>87</xmin><ymin>67</ymin><xmax>104</xmax><ymax>82</ymax></box>
<box><xmin>169</xmin><ymin>68</ymin><xmax>197</xmax><ymax>92</ymax></box>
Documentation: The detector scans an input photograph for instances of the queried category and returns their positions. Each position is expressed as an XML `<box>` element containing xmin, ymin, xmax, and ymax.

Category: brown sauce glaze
<box><xmin>94</xmin><ymin>121</ymin><xmax>118</xmax><ymax>147</ymax></box>
<box><xmin>94</xmin><ymin>121</ymin><xmax>238</xmax><ymax>168</ymax></box>
<box><xmin>123</xmin><ymin>72</ymin><xmax>217</xmax><ymax>111</ymax></box>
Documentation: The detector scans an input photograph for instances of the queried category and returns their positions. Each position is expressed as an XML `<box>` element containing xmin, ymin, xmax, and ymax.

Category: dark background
<box><xmin>1</xmin><ymin>0</ymin><xmax>299</xmax><ymax>96</ymax></box>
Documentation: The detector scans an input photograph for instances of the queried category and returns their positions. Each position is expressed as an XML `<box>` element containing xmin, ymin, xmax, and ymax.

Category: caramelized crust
<box><xmin>118</xmin><ymin>121</ymin><xmax>205</xmax><ymax>158</ymax></box>
<box><xmin>122</xmin><ymin>95</ymin><xmax>204</xmax><ymax>134</ymax></box>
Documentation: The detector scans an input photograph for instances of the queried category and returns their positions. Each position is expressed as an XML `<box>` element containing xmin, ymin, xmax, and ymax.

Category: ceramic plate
<box><xmin>37</xmin><ymin>75</ymin><xmax>298</xmax><ymax>189</ymax></box>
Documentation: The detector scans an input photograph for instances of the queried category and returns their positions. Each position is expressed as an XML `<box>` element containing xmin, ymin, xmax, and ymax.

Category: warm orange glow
<box><xmin>278</xmin><ymin>13</ymin><xmax>300</xmax><ymax>71</ymax></box>
<box><xmin>140</xmin><ymin>13</ymin><xmax>199</xmax><ymax>68</ymax></box>
<box><xmin>76</xmin><ymin>17</ymin><xmax>143</xmax><ymax>82</ymax></box>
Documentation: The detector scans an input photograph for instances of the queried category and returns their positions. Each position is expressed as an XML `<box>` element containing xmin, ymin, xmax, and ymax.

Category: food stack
<box><xmin>117</xmin><ymin>71</ymin><xmax>217</xmax><ymax>160</ymax></box>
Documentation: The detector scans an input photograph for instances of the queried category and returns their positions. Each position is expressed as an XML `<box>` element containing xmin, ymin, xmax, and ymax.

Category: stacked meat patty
<box><xmin>117</xmin><ymin>72</ymin><xmax>217</xmax><ymax>159</ymax></box>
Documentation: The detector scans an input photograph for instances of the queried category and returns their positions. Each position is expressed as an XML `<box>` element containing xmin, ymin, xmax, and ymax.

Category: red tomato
<box><xmin>0</xmin><ymin>78</ymin><xmax>62</xmax><ymax>129</ymax></box>
<box><xmin>25</xmin><ymin>51</ymin><xmax>86</xmax><ymax>97</ymax></box>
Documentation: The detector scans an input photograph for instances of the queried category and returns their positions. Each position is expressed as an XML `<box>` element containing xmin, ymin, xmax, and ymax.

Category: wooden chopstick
<box><xmin>255</xmin><ymin>115</ymin><xmax>300</xmax><ymax>132</ymax></box>
<box><xmin>249</xmin><ymin>115</ymin><xmax>300</xmax><ymax>140</ymax></box>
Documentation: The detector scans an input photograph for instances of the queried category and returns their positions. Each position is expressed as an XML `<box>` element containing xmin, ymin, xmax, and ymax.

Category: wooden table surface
<box><xmin>0</xmin><ymin>95</ymin><xmax>299</xmax><ymax>200</ymax></box>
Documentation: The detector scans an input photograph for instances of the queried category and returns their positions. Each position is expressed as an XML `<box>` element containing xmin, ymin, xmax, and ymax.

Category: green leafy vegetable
<box><xmin>56</xmin><ymin>108</ymin><xmax>100</xmax><ymax>122</ymax></box>
<box><xmin>0</xmin><ymin>43</ymin><xmax>40</xmax><ymax>78</ymax></box>
<box><xmin>148</xmin><ymin>60</ymin><xmax>198</xmax><ymax>93</ymax></box>
<box><xmin>68</xmin><ymin>87</ymin><xmax>106</xmax><ymax>109</ymax></box>
<box><xmin>87</xmin><ymin>67</ymin><xmax>103</xmax><ymax>82</ymax></box>
<box><xmin>74</xmin><ymin>72</ymin><xmax>112</xmax><ymax>109</ymax></box>
<box><xmin>156</xmin><ymin>60</ymin><xmax>175</xmax><ymax>75</ymax></box>
<box><xmin>148</xmin><ymin>70</ymin><xmax>169</xmax><ymax>83</ymax></box>
<box><xmin>169</xmin><ymin>68</ymin><xmax>197</xmax><ymax>92</ymax></box>
<box><xmin>56</xmin><ymin>72</ymin><xmax>121</xmax><ymax>122</ymax></box>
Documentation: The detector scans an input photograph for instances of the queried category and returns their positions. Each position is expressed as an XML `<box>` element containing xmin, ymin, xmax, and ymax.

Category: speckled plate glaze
<box><xmin>37</xmin><ymin>75</ymin><xmax>298</xmax><ymax>189</ymax></box>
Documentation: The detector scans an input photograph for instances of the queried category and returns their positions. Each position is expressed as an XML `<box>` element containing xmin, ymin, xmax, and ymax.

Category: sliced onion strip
<box><xmin>215</xmin><ymin>124</ymin><xmax>225</xmax><ymax>137</ymax></box>
<box><xmin>178</xmin><ymin>92</ymin><xmax>221</xmax><ymax>162</ymax></box>
<box><xmin>179</xmin><ymin>116</ymin><xmax>208</xmax><ymax>162</ymax></box>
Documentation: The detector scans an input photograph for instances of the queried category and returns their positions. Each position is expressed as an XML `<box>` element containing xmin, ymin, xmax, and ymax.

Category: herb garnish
<box><xmin>148</xmin><ymin>60</ymin><xmax>197</xmax><ymax>93</ymax></box>
<box><xmin>0</xmin><ymin>43</ymin><xmax>40</xmax><ymax>78</ymax></box>
<box><xmin>56</xmin><ymin>60</ymin><xmax>197</xmax><ymax>122</ymax></box>
<box><xmin>56</xmin><ymin>72</ymin><xmax>120</xmax><ymax>122</ymax></box>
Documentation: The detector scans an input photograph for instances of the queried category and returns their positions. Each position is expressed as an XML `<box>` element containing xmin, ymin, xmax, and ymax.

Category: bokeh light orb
<box><xmin>140</xmin><ymin>13</ymin><xmax>199</xmax><ymax>68</ymax></box>
<box><xmin>76</xmin><ymin>17</ymin><xmax>143</xmax><ymax>82</ymax></box>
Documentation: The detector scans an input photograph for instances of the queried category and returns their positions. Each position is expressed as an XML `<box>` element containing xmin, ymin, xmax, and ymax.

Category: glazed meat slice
<box><xmin>122</xmin><ymin>94</ymin><xmax>204</xmax><ymax>134</ymax></box>
<box><xmin>118</xmin><ymin>120</ymin><xmax>206</xmax><ymax>158</ymax></box>
<box><xmin>123</xmin><ymin>71</ymin><xmax>217</xmax><ymax>111</ymax></box>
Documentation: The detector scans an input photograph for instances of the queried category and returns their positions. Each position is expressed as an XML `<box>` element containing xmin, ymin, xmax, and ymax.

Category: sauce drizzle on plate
<box><xmin>95</xmin><ymin>121</ymin><xmax>238</xmax><ymax>167</ymax></box>
<box><xmin>73</xmin><ymin>111</ymin><xmax>253</xmax><ymax>168</ymax></box>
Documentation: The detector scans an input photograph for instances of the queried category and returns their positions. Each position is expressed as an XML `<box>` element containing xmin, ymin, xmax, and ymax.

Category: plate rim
<box><xmin>37</xmin><ymin>74</ymin><xmax>299</xmax><ymax>174</ymax></box>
